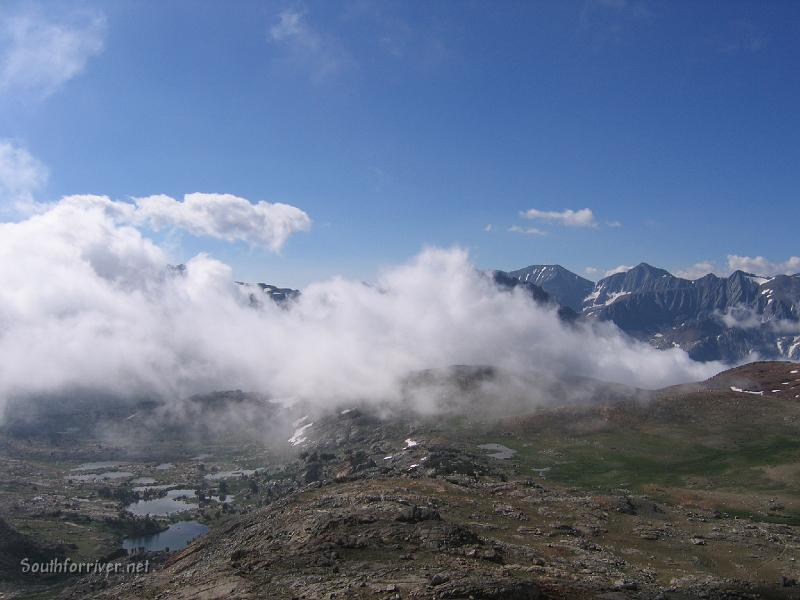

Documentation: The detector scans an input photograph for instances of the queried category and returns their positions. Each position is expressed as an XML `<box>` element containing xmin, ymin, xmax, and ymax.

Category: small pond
<box><xmin>126</xmin><ymin>489</ymin><xmax>197</xmax><ymax>516</ymax></box>
<box><xmin>477</xmin><ymin>443</ymin><xmax>517</xmax><ymax>460</ymax></box>
<box><xmin>122</xmin><ymin>520</ymin><xmax>208</xmax><ymax>553</ymax></box>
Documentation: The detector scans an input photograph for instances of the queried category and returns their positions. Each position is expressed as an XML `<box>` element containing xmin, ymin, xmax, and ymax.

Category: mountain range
<box><xmin>229</xmin><ymin>261</ymin><xmax>800</xmax><ymax>364</ymax></box>
<box><xmin>505</xmin><ymin>262</ymin><xmax>800</xmax><ymax>363</ymax></box>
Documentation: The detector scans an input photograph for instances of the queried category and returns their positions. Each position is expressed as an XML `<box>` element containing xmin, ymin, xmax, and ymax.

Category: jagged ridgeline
<box><xmin>502</xmin><ymin>263</ymin><xmax>800</xmax><ymax>362</ymax></box>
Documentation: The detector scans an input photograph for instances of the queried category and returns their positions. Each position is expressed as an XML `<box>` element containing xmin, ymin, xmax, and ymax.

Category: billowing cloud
<box><xmin>674</xmin><ymin>261</ymin><xmax>717</xmax><ymax>280</ymax></box>
<box><xmin>0</xmin><ymin>199</ymin><xmax>721</xmax><ymax>422</ymax></box>
<box><xmin>29</xmin><ymin>193</ymin><xmax>310</xmax><ymax>252</ymax></box>
<box><xmin>268</xmin><ymin>9</ymin><xmax>352</xmax><ymax>83</ymax></box>
<box><xmin>0</xmin><ymin>7</ymin><xmax>105</xmax><ymax>98</ymax></box>
<box><xmin>133</xmin><ymin>193</ymin><xmax>312</xmax><ymax>251</ymax></box>
<box><xmin>508</xmin><ymin>225</ymin><xmax>547</xmax><ymax>236</ymax></box>
<box><xmin>727</xmin><ymin>255</ymin><xmax>800</xmax><ymax>276</ymax></box>
<box><xmin>0</xmin><ymin>140</ymin><xmax>47</xmax><ymax>206</ymax></box>
<box><xmin>521</xmin><ymin>208</ymin><xmax>597</xmax><ymax>228</ymax></box>
<box><xmin>604</xmin><ymin>265</ymin><xmax>633</xmax><ymax>277</ymax></box>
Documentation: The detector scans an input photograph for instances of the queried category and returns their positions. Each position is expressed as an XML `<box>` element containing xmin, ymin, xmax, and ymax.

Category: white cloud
<box><xmin>606</xmin><ymin>220</ymin><xmax>622</xmax><ymax>228</ymax></box>
<box><xmin>584</xmin><ymin>267</ymin><xmax>599</xmax><ymax>276</ymax></box>
<box><xmin>0</xmin><ymin>203</ymin><xmax>720</xmax><ymax>421</ymax></box>
<box><xmin>268</xmin><ymin>9</ymin><xmax>352</xmax><ymax>83</ymax></box>
<box><xmin>727</xmin><ymin>255</ymin><xmax>800</xmax><ymax>276</ymax></box>
<box><xmin>509</xmin><ymin>225</ymin><xmax>547</xmax><ymax>236</ymax></box>
<box><xmin>39</xmin><ymin>194</ymin><xmax>310</xmax><ymax>252</ymax></box>
<box><xmin>484</xmin><ymin>223</ymin><xmax>493</xmax><ymax>232</ymax></box>
<box><xmin>133</xmin><ymin>193</ymin><xmax>311</xmax><ymax>252</ymax></box>
<box><xmin>0</xmin><ymin>140</ymin><xmax>47</xmax><ymax>207</ymax></box>
<box><xmin>674</xmin><ymin>261</ymin><xmax>717</xmax><ymax>280</ymax></box>
<box><xmin>718</xmin><ymin>306</ymin><xmax>800</xmax><ymax>334</ymax></box>
<box><xmin>0</xmin><ymin>8</ymin><xmax>105</xmax><ymax>98</ymax></box>
<box><xmin>521</xmin><ymin>208</ymin><xmax>597</xmax><ymax>228</ymax></box>
<box><xmin>604</xmin><ymin>265</ymin><xmax>633</xmax><ymax>277</ymax></box>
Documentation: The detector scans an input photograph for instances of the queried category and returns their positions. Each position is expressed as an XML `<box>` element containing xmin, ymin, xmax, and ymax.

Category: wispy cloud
<box><xmin>484</xmin><ymin>223</ymin><xmax>493</xmax><ymax>232</ymax></box>
<box><xmin>0</xmin><ymin>140</ymin><xmax>48</xmax><ymax>208</ymax></box>
<box><xmin>584</xmin><ymin>266</ymin><xmax>599</xmax><ymax>276</ymax></box>
<box><xmin>713</xmin><ymin>20</ymin><xmax>767</xmax><ymax>55</ymax></box>
<box><xmin>604</xmin><ymin>264</ymin><xmax>632</xmax><ymax>276</ymax></box>
<box><xmin>0</xmin><ymin>7</ymin><xmax>105</xmax><ymax>99</ymax></box>
<box><xmin>727</xmin><ymin>255</ymin><xmax>800</xmax><ymax>276</ymax></box>
<box><xmin>268</xmin><ymin>9</ymin><xmax>353</xmax><ymax>83</ymax></box>
<box><xmin>521</xmin><ymin>207</ymin><xmax>598</xmax><ymax>228</ymax></box>
<box><xmin>508</xmin><ymin>225</ymin><xmax>547</xmax><ymax>236</ymax></box>
<box><xmin>579</xmin><ymin>0</ymin><xmax>655</xmax><ymax>47</ymax></box>
<box><xmin>342</xmin><ymin>1</ymin><xmax>451</xmax><ymax>70</ymax></box>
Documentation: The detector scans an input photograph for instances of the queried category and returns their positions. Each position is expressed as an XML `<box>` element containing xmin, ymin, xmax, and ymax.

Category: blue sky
<box><xmin>1</xmin><ymin>0</ymin><xmax>798</xmax><ymax>287</ymax></box>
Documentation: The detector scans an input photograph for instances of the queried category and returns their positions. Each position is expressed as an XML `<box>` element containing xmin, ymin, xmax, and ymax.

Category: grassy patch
<box><xmin>477</xmin><ymin>428</ymin><xmax>800</xmax><ymax>495</ymax></box>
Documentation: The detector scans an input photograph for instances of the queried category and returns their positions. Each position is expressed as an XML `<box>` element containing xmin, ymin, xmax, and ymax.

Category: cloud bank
<box><xmin>0</xmin><ymin>196</ymin><xmax>721</xmax><ymax>422</ymax></box>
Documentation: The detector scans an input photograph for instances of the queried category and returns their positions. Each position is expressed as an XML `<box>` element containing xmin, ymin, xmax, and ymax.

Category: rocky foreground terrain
<box><xmin>29</xmin><ymin>361</ymin><xmax>798</xmax><ymax>600</ymax></box>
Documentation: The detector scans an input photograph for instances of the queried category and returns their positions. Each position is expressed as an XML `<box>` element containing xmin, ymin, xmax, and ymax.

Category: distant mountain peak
<box><xmin>574</xmin><ymin>261</ymin><xmax>800</xmax><ymax>362</ymax></box>
<box><xmin>629</xmin><ymin>263</ymin><xmax>673</xmax><ymax>277</ymax></box>
<box><xmin>506</xmin><ymin>264</ymin><xmax>594</xmax><ymax>312</ymax></box>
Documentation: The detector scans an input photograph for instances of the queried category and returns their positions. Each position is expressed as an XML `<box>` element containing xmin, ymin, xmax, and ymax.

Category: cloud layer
<box><xmin>0</xmin><ymin>198</ymin><xmax>720</xmax><ymax>422</ymax></box>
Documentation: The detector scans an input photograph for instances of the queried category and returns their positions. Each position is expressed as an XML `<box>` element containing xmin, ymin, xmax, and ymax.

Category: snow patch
<box><xmin>604</xmin><ymin>291</ymin><xmax>630</xmax><ymax>306</ymax></box>
<box><xmin>289</xmin><ymin>422</ymin><xmax>313</xmax><ymax>446</ymax></box>
<box><xmin>730</xmin><ymin>386</ymin><xmax>764</xmax><ymax>396</ymax></box>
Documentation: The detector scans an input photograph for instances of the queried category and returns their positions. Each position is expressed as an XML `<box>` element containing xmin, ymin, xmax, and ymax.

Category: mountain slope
<box><xmin>507</xmin><ymin>264</ymin><xmax>594</xmax><ymax>312</ymax></box>
<box><xmin>581</xmin><ymin>264</ymin><xmax>800</xmax><ymax>361</ymax></box>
